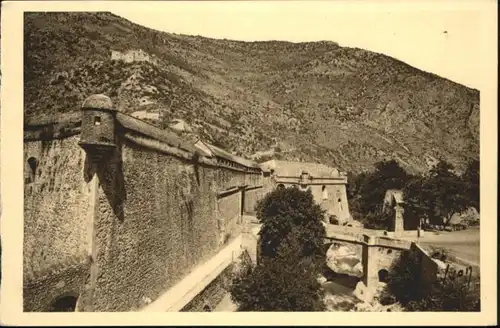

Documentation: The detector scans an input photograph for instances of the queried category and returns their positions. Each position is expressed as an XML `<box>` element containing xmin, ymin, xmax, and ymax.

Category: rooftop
<box><xmin>259</xmin><ymin>159</ymin><xmax>343</xmax><ymax>178</ymax></box>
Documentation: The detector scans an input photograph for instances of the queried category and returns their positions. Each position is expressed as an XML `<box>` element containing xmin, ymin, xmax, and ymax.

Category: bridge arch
<box><xmin>48</xmin><ymin>292</ymin><xmax>79</xmax><ymax>312</ymax></box>
<box><xmin>378</xmin><ymin>269</ymin><xmax>389</xmax><ymax>282</ymax></box>
<box><xmin>324</xmin><ymin>233</ymin><xmax>411</xmax><ymax>288</ymax></box>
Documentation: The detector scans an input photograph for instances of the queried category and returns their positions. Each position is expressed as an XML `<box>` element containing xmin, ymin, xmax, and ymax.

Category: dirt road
<box><xmin>415</xmin><ymin>227</ymin><xmax>480</xmax><ymax>267</ymax></box>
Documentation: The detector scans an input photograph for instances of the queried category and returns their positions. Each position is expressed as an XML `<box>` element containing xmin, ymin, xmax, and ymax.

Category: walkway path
<box><xmin>412</xmin><ymin>227</ymin><xmax>480</xmax><ymax>267</ymax></box>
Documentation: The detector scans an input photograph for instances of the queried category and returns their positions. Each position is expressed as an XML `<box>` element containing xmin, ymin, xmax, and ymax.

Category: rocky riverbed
<box><xmin>320</xmin><ymin>276</ymin><xmax>403</xmax><ymax>312</ymax></box>
<box><xmin>322</xmin><ymin>243</ymin><xmax>404</xmax><ymax>312</ymax></box>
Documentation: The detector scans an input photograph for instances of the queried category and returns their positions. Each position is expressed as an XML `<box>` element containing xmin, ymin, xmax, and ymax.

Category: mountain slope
<box><xmin>24</xmin><ymin>12</ymin><xmax>480</xmax><ymax>174</ymax></box>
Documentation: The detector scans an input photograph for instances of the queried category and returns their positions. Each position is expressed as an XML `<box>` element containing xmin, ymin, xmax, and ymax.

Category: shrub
<box><xmin>384</xmin><ymin>249</ymin><xmax>480</xmax><ymax>311</ymax></box>
<box><xmin>384</xmin><ymin>250</ymin><xmax>424</xmax><ymax>305</ymax></box>
<box><xmin>428</xmin><ymin>247</ymin><xmax>456</xmax><ymax>263</ymax></box>
<box><xmin>405</xmin><ymin>278</ymin><xmax>480</xmax><ymax>312</ymax></box>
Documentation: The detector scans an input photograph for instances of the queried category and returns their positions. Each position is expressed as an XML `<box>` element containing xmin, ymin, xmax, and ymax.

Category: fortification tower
<box><xmin>78</xmin><ymin>94</ymin><xmax>118</xmax><ymax>161</ymax></box>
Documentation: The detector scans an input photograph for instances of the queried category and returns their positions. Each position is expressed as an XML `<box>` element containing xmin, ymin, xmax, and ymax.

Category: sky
<box><xmin>111</xmin><ymin>1</ymin><xmax>492</xmax><ymax>90</ymax></box>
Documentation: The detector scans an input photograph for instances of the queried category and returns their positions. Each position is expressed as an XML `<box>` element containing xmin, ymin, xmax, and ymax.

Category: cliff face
<box><xmin>24</xmin><ymin>12</ymin><xmax>479</xmax><ymax>174</ymax></box>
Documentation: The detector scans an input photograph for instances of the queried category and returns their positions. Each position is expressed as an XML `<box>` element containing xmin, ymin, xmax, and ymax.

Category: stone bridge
<box><xmin>323</xmin><ymin>231</ymin><xmax>412</xmax><ymax>288</ymax></box>
<box><xmin>244</xmin><ymin>222</ymin><xmax>413</xmax><ymax>288</ymax></box>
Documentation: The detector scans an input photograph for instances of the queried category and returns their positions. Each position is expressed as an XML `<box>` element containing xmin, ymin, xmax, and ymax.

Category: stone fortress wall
<box><xmin>23</xmin><ymin>94</ymin><xmax>265</xmax><ymax>312</ymax></box>
<box><xmin>23</xmin><ymin>134</ymin><xmax>93</xmax><ymax>311</ymax></box>
<box><xmin>23</xmin><ymin>94</ymin><xmax>353</xmax><ymax>312</ymax></box>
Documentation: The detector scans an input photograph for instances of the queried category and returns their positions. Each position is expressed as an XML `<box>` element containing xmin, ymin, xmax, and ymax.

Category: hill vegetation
<box><xmin>24</xmin><ymin>12</ymin><xmax>480</xmax><ymax>173</ymax></box>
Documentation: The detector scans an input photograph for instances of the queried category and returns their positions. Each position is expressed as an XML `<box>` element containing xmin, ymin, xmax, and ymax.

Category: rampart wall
<box><xmin>23</xmin><ymin>134</ymin><xmax>93</xmax><ymax>311</ymax></box>
<box><xmin>23</xmin><ymin>94</ymin><xmax>266</xmax><ymax>312</ymax></box>
<box><xmin>243</xmin><ymin>186</ymin><xmax>265</xmax><ymax>215</ymax></box>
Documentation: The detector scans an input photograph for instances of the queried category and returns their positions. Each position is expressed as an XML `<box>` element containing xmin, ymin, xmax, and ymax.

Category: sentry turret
<box><xmin>78</xmin><ymin>94</ymin><xmax>118</xmax><ymax>160</ymax></box>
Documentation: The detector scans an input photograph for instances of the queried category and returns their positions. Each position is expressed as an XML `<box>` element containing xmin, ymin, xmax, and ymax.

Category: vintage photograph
<box><xmin>8</xmin><ymin>0</ymin><xmax>492</xmax><ymax>317</ymax></box>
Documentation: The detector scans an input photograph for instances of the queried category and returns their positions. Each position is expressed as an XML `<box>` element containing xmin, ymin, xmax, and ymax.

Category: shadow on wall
<box><xmin>83</xmin><ymin>140</ymin><xmax>127</xmax><ymax>222</ymax></box>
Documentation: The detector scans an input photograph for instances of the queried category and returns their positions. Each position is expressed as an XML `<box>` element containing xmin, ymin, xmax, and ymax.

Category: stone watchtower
<box><xmin>78</xmin><ymin>94</ymin><xmax>118</xmax><ymax>162</ymax></box>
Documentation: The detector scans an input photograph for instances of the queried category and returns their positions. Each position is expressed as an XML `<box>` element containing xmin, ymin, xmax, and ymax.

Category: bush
<box><xmin>428</xmin><ymin>247</ymin><xmax>456</xmax><ymax>263</ymax></box>
<box><xmin>384</xmin><ymin>250</ymin><xmax>424</xmax><ymax>305</ymax></box>
<box><xmin>406</xmin><ymin>278</ymin><xmax>480</xmax><ymax>312</ymax></box>
<box><xmin>384</xmin><ymin>249</ymin><xmax>480</xmax><ymax>311</ymax></box>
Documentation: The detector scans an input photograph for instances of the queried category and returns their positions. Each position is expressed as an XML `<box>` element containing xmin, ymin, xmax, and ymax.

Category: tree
<box><xmin>424</xmin><ymin>160</ymin><xmax>469</xmax><ymax>226</ymax></box>
<box><xmin>230</xmin><ymin>187</ymin><xmax>327</xmax><ymax>311</ymax></box>
<box><xmin>403</xmin><ymin>175</ymin><xmax>433</xmax><ymax>226</ymax></box>
<box><xmin>355</xmin><ymin>159</ymin><xmax>411</xmax><ymax>216</ymax></box>
<box><xmin>462</xmin><ymin>159</ymin><xmax>480</xmax><ymax>212</ymax></box>
<box><xmin>347</xmin><ymin>160</ymin><xmax>412</xmax><ymax>229</ymax></box>
<box><xmin>403</xmin><ymin>160</ymin><xmax>471</xmax><ymax>227</ymax></box>
<box><xmin>346</xmin><ymin>171</ymin><xmax>369</xmax><ymax>219</ymax></box>
<box><xmin>230</xmin><ymin>232</ymin><xmax>326</xmax><ymax>311</ymax></box>
<box><xmin>255</xmin><ymin>186</ymin><xmax>326</xmax><ymax>264</ymax></box>
<box><xmin>362</xmin><ymin>210</ymin><xmax>393</xmax><ymax>230</ymax></box>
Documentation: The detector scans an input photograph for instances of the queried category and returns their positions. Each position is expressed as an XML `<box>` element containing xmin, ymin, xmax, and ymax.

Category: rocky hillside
<box><xmin>24</xmin><ymin>12</ymin><xmax>480</xmax><ymax>174</ymax></box>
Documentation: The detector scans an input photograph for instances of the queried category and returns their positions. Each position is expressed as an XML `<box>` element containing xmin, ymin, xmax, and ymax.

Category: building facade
<box><xmin>260</xmin><ymin>160</ymin><xmax>351</xmax><ymax>224</ymax></box>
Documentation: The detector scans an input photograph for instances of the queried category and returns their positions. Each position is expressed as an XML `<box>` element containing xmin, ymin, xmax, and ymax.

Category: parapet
<box><xmin>363</xmin><ymin>234</ymin><xmax>376</xmax><ymax>245</ymax></box>
<box><xmin>259</xmin><ymin>159</ymin><xmax>347</xmax><ymax>183</ymax></box>
<box><xmin>203</xmin><ymin>143</ymin><xmax>261</xmax><ymax>174</ymax></box>
<box><xmin>27</xmin><ymin>93</ymin><xmax>263</xmax><ymax>174</ymax></box>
